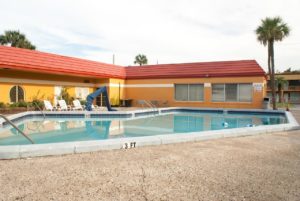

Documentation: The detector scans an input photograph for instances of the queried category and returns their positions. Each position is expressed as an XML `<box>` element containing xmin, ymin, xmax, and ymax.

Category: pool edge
<box><xmin>0</xmin><ymin>108</ymin><xmax>299</xmax><ymax>159</ymax></box>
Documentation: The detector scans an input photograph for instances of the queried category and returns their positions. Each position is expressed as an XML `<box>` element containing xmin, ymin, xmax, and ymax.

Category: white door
<box><xmin>75</xmin><ymin>87</ymin><xmax>90</xmax><ymax>100</ymax></box>
<box><xmin>54</xmin><ymin>86</ymin><xmax>62</xmax><ymax>106</ymax></box>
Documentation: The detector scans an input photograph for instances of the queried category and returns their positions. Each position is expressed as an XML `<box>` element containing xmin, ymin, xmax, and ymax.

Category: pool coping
<box><xmin>0</xmin><ymin>107</ymin><xmax>299</xmax><ymax>159</ymax></box>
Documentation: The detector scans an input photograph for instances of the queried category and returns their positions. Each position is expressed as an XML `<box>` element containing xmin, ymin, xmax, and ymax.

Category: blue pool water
<box><xmin>0</xmin><ymin>111</ymin><xmax>287</xmax><ymax>145</ymax></box>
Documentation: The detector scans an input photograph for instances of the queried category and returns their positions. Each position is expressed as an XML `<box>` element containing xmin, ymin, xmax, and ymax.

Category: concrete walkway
<box><xmin>291</xmin><ymin>107</ymin><xmax>300</xmax><ymax>123</ymax></box>
<box><xmin>0</xmin><ymin>111</ymin><xmax>299</xmax><ymax>201</ymax></box>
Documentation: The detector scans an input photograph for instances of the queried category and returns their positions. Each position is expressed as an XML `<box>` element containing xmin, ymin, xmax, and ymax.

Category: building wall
<box><xmin>0</xmin><ymin>69</ymin><xmax>266</xmax><ymax>109</ymax></box>
<box><xmin>266</xmin><ymin>73</ymin><xmax>300</xmax><ymax>104</ymax></box>
<box><xmin>0</xmin><ymin>70</ymin><xmax>103</xmax><ymax>105</ymax></box>
<box><xmin>124</xmin><ymin>76</ymin><xmax>266</xmax><ymax>109</ymax></box>
<box><xmin>107</xmin><ymin>78</ymin><xmax>126</xmax><ymax>106</ymax></box>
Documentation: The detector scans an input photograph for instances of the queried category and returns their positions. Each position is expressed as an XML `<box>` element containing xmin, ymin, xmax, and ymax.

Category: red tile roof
<box><xmin>125</xmin><ymin>60</ymin><xmax>265</xmax><ymax>79</ymax></box>
<box><xmin>0</xmin><ymin>46</ymin><xmax>265</xmax><ymax>79</ymax></box>
<box><xmin>0</xmin><ymin>46</ymin><xmax>126</xmax><ymax>79</ymax></box>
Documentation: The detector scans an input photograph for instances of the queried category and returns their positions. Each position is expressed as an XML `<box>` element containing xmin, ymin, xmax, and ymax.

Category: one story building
<box><xmin>0</xmin><ymin>46</ymin><xmax>267</xmax><ymax>109</ymax></box>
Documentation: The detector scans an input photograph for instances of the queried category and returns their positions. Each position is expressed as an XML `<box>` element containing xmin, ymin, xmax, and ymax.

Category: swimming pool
<box><xmin>0</xmin><ymin>111</ymin><xmax>288</xmax><ymax>146</ymax></box>
<box><xmin>0</xmin><ymin>108</ymin><xmax>298</xmax><ymax>159</ymax></box>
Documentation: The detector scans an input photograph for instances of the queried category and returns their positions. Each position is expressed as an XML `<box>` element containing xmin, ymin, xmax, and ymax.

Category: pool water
<box><xmin>0</xmin><ymin>112</ymin><xmax>287</xmax><ymax>145</ymax></box>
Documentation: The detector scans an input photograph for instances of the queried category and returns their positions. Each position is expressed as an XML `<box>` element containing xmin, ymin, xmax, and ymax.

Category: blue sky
<box><xmin>1</xmin><ymin>0</ymin><xmax>299</xmax><ymax>71</ymax></box>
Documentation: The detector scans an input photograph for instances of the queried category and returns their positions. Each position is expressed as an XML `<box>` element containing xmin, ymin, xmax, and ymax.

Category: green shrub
<box><xmin>0</xmin><ymin>102</ymin><xmax>7</xmax><ymax>108</ymax></box>
<box><xmin>31</xmin><ymin>99</ymin><xmax>44</xmax><ymax>110</ymax></box>
<box><xmin>80</xmin><ymin>100</ymin><xmax>87</xmax><ymax>106</ymax></box>
<box><xmin>17</xmin><ymin>101</ymin><xmax>28</xmax><ymax>107</ymax></box>
<box><xmin>9</xmin><ymin>101</ymin><xmax>29</xmax><ymax>108</ymax></box>
<box><xmin>60</xmin><ymin>87</ymin><xmax>74</xmax><ymax>105</ymax></box>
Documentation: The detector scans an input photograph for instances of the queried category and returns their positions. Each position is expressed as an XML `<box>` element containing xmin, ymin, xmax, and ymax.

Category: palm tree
<box><xmin>255</xmin><ymin>17</ymin><xmax>290</xmax><ymax>110</ymax></box>
<box><xmin>0</xmin><ymin>30</ymin><xmax>36</xmax><ymax>50</ymax></box>
<box><xmin>134</xmin><ymin>54</ymin><xmax>148</xmax><ymax>66</ymax></box>
<box><xmin>276</xmin><ymin>76</ymin><xmax>288</xmax><ymax>103</ymax></box>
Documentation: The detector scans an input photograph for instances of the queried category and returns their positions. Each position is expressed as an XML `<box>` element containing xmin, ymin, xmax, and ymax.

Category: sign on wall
<box><xmin>253</xmin><ymin>83</ymin><xmax>263</xmax><ymax>92</ymax></box>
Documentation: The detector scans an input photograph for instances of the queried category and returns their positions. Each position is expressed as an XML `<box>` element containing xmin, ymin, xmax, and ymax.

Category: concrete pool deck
<box><xmin>0</xmin><ymin>114</ymin><xmax>299</xmax><ymax>200</ymax></box>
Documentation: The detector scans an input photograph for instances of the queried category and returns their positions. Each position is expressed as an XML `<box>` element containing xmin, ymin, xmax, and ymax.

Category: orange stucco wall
<box><xmin>124</xmin><ymin>77</ymin><xmax>266</xmax><ymax>109</ymax></box>
<box><xmin>0</xmin><ymin>69</ymin><xmax>266</xmax><ymax>109</ymax></box>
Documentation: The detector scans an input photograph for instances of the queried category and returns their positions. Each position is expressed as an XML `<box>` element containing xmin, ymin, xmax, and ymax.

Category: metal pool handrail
<box><xmin>0</xmin><ymin>114</ymin><xmax>34</xmax><ymax>144</ymax></box>
<box><xmin>144</xmin><ymin>100</ymin><xmax>158</xmax><ymax>113</ymax></box>
<box><xmin>32</xmin><ymin>102</ymin><xmax>46</xmax><ymax>119</ymax></box>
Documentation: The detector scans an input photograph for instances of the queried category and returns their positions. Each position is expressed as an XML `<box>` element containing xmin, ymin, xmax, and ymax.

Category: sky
<box><xmin>0</xmin><ymin>0</ymin><xmax>300</xmax><ymax>72</ymax></box>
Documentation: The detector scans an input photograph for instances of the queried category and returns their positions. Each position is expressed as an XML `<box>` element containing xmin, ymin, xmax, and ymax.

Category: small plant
<box><xmin>60</xmin><ymin>87</ymin><xmax>74</xmax><ymax>105</ymax></box>
<box><xmin>17</xmin><ymin>101</ymin><xmax>28</xmax><ymax>107</ymax></box>
<box><xmin>31</xmin><ymin>99</ymin><xmax>44</xmax><ymax>110</ymax></box>
<box><xmin>0</xmin><ymin>102</ymin><xmax>7</xmax><ymax>108</ymax></box>
<box><xmin>80</xmin><ymin>100</ymin><xmax>87</xmax><ymax>106</ymax></box>
<box><xmin>30</xmin><ymin>90</ymin><xmax>46</xmax><ymax>110</ymax></box>
<box><xmin>9</xmin><ymin>101</ymin><xmax>28</xmax><ymax>108</ymax></box>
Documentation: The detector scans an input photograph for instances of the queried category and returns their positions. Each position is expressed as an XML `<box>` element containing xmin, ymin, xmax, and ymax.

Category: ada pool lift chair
<box><xmin>85</xmin><ymin>86</ymin><xmax>116</xmax><ymax>111</ymax></box>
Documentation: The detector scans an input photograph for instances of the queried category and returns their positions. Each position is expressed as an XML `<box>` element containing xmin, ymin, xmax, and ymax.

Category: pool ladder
<box><xmin>0</xmin><ymin>114</ymin><xmax>34</xmax><ymax>144</ymax></box>
<box><xmin>143</xmin><ymin>100</ymin><xmax>159</xmax><ymax>115</ymax></box>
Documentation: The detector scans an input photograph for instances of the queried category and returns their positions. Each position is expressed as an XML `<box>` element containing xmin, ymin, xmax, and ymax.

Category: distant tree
<box><xmin>134</xmin><ymin>54</ymin><xmax>148</xmax><ymax>66</ymax></box>
<box><xmin>255</xmin><ymin>17</ymin><xmax>290</xmax><ymax>110</ymax></box>
<box><xmin>284</xmin><ymin>68</ymin><xmax>291</xmax><ymax>73</ymax></box>
<box><xmin>0</xmin><ymin>30</ymin><xmax>36</xmax><ymax>50</ymax></box>
<box><xmin>275</xmin><ymin>76</ymin><xmax>288</xmax><ymax>103</ymax></box>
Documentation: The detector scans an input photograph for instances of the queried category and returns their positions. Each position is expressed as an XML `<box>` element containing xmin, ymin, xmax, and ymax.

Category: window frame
<box><xmin>174</xmin><ymin>83</ymin><xmax>204</xmax><ymax>102</ymax></box>
<box><xmin>9</xmin><ymin>85</ymin><xmax>25</xmax><ymax>103</ymax></box>
<box><xmin>211</xmin><ymin>83</ymin><xmax>253</xmax><ymax>103</ymax></box>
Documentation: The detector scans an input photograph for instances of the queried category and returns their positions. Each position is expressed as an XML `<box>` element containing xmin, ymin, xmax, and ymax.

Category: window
<box><xmin>75</xmin><ymin>87</ymin><xmax>90</xmax><ymax>100</ymax></box>
<box><xmin>175</xmin><ymin>84</ymin><xmax>204</xmax><ymax>101</ymax></box>
<box><xmin>212</xmin><ymin>83</ymin><xmax>252</xmax><ymax>102</ymax></box>
<box><xmin>189</xmin><ymin>84</ymin><xmax>204</xmax><ymax>101</ymax></box>
<box><xmin>175</xmin><ymin>84</ymin><xmax>188</xmax><ymax>101</ymax></box>
<box><xmin>10</xmin><ymin>85</ymin><xmax>25</xmax><ymax>103</ymax></box>
<box><xmin>239</xmin><ymin>84</ymin><xmax>252</xmax><ymax>102</ymax></box>
<box><xmin>212</xmin><ymin>84</ymin><xmax>225</xmax><ymax>102</ymax></box>
<box><xmin>225</xmin><ymin>84</ymin><xmax>238</xmax><ymax>102</ymax></box>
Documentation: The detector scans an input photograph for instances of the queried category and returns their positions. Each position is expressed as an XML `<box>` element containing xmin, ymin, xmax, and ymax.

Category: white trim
<box><xmin>97</xmin><ymin>83</ymin><xmax>174</xmax><ymax>88</ymax></box>
<box><xmin>0</xmin><ymin>78</ymin><xmax>174</xmax><ymax>88</ymax></box>
<box><xmin>107</xmin><ymin>83</ymin><xmax>174</xmax><ymax>88</ymax></box>
<box><xmin>125</xmin><ymin>84</ymin><xmax>173</xmax><ymax>88</ymax></box>
<box><xmin>0</xmin><ymin>78</ymin><xmax>96</xmax><ymax>87</ymax></box>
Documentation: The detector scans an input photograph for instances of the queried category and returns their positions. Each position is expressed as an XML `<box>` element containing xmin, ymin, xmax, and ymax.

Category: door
<box><xmin>54</xmin><ymin>86</ymin><xmax>62</xmax><ymax>106</ymax></box>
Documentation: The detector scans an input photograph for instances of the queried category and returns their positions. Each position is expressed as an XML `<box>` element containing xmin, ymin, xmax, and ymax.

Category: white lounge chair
<box><xmin>73</xmin><ymin>99</ymin><xmax>84</xmax><ymax>110</ymax></box>
<box><xmin>58</xmin><ymin>100</ymin><xmax>71</xmax><ymax>111</ymax></box>
<box><xmin>137</xmin><ymin>100</ymin><xmax>146</xmax><ymax>108</ymax></box>
<box><xmin>43</xmin><ymin>100</ymin><xmax>56</xmax><ymax>111</ymax></box>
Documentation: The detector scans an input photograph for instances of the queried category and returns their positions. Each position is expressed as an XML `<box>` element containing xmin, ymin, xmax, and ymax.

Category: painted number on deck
<box><xmin>123</xmin><ymin>142</ymin><xmax>136</xmax><ymax>149</ymax></box>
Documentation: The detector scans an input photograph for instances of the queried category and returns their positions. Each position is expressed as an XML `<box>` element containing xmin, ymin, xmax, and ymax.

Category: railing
<box><xmin>288</xmin><ymin>86</ymin><xmax>300</xmax><ymax>90</ymax></box>
<box><xmin>267</xmin><ymin>86</ymin><xmax>300</xmax><ymax>91</ymax></box>
<box><xmin>137</xmin><ymin>100</ymin><xmax>159</xmax><ymax>113</ymax></box>
<box><xmin>0</xmin><ymin>114</ymin><xmax>34</xmax><ymax>144</ymax></box>
<box><xmin>32</xmin><ymin>102</ymin><xmax>46</xmax><ymax>119</ymax></box>
<box><xmin>144</xmin><ymin>100</ymin><xmax>158</xmax><ymax>111</ymax></box>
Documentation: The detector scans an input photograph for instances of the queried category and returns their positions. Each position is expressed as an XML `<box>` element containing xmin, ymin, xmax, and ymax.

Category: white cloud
<box><xmin>0</xmin><ymin>0</ymin><xmax>299</xmax><ymax>72</ymax></box>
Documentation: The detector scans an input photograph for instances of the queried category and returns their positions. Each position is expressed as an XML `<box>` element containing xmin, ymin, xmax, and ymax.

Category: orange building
<box><xmin>267</xmin><ymin>73</ymin><xmax>300</xmax><ymax>104</ymax></box>
<box><xmin>0</xmin><ymin>46</ymin><xmax>266</xmax><ymax>109</ymax></box>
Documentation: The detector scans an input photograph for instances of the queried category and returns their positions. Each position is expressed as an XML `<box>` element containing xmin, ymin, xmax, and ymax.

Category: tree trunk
<box><xmin>267</xmin><ymin>43</ymin><xmax>271</xmax><ymax>75</ymax></box>
<box><xmin>278</xmin><ymin>85</ymin><xmax>282</xmax><ymax>103</ymax></box>
<box><xmin>270</xmin><ymin>40</ymin><xmax>277</xmax><ymax>110</ymax></box>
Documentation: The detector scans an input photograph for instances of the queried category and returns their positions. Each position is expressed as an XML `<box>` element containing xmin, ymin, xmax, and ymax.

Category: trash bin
<box><xmin>263</xmin><ymin>97</ymin><xmax>270</xmax><ymax>109</ymax></box>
